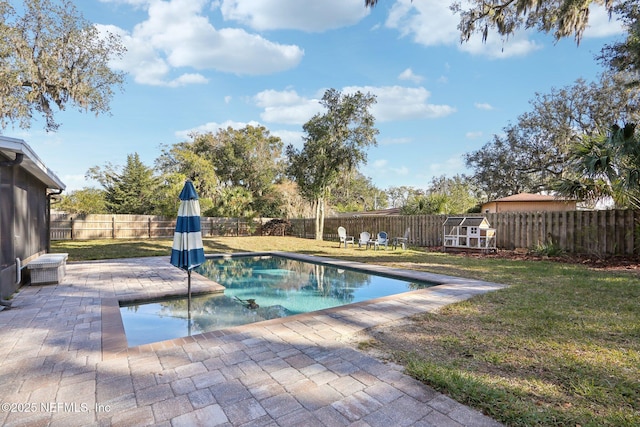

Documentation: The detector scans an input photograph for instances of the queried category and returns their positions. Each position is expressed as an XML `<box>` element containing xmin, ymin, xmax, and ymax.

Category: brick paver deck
<box><xmin>0</xmin><ymin>254</ymin><xmax>506</xmax><ymax>426</ymax></box>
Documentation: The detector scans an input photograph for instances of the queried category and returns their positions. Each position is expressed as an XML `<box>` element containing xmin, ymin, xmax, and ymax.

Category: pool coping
<box><xmin>102</xmin><ymin>252</ymin><xmax>507</xmax><ymax>360</ymax></box>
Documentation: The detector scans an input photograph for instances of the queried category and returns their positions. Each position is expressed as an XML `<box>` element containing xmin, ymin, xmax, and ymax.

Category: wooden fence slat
<box><xmin>625</xmin><ymin>210</ymin><xmax>635</xmax><ymax>254</ymax></box>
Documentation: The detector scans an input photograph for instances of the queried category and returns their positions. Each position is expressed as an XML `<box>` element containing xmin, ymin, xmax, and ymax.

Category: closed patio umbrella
<box><xmin>170</xmin><ymin>180</ymin><xmax>206</xmax><ymax>308</ymax></box>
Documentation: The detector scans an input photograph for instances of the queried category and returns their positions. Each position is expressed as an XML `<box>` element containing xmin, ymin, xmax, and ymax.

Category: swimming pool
<box><xmin>120</xmin><ymin>254</ymin><xmax>436</xmax><ymax>347</ymax></box>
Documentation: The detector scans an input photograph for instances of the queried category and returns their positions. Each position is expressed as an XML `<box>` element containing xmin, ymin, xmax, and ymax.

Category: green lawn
<box><xmin>51</xmin><ymin>236</ymin><xmax>640</xmax><ymax>426</ymax></box>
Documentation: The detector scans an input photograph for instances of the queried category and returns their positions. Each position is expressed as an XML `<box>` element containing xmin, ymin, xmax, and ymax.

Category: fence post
<box><xmin>112</xmin><ymin>216</ymin><xmax>116</xmax><ymax>239</ymax></box>
<box><xmin>70</xmin><ymin>217</ymin><xmax>74</xmax><ymax>240</ymax></box>
<box><xmin>148</xmin><ymin>217</ymin><xmax>152</xmax><ymax>239</ymax></box>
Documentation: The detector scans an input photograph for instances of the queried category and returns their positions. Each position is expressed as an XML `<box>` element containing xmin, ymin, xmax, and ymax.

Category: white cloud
<box><xmin>459</xmin><ymin>33</ymin><xmax>542</xmax><ymax>58</ymax></box>
<box><xmin>344</xmin><ymin>85</ymin><xmax>456</xmax><ymax>121</ymax></box>
<box><xmin>392</xmin><ymin>166</ymin><xmax>410</xmax><ymax>176</ymax></box>
<box><xmin>398</xmin><ymin>68</ymin><xmax>424</xmax><ymax>84</ymax></box>
<box><xmin>384</xmin><ymin>0</ymin><xmax>541</xmax><ymax>58</ymax></box>
<box><xmin>254</xmin><ymin>89</ymin><xmax>323</xmax><ymax>125</ymax></box>
<box><xmin>99</xmin><ymin>0</ymin><xmax>148</xmax><ymax>6</ymax></box>
<box><xmin>583</xmin><ymin>4</ymin><xmax>626</xmax><ymax>38</ymax></box>
<box><xmin>474</xmin><ymin>102</ymin><xmax>493</xmax><ymax>111</ymax></box>
<box><xmin>169</xmin><ymin>73</ymin><xmax>209</xmax><ymax>87</ymax></box>
<box><xmin>253</xmin><ymin>85</ymin><xmax>456</xmax><ymax>126</ymax></box>
<box><xmin>98</xmin><ymin>0</ymin><xmax>304</xmax><ymax>86</ymax></box>
<box><xmin>365</xmin><ymin>161</ymin><xmax>410</xmax><ymax>181</ymax></box>
<box><xmin>174</xmin><ymin>120</ymin><xmax>304</xmax><ymax>149</ymax></box>
<box><xmin>386</xmin><ymin>0</ymin><xmax>459</xmax><ymax>46</ymax></box>
<box><xmin>175</xmin><ymin>119</ymin><xmax>262</xmax><ymax>139</ymax></box>
<box><xmin>218</xmin><ymin>0</ymin><xmax>369</xmax><ymax>32</ymax></box>
<box><xmin>60</xmin><ymin>174</ymin><xmax>94</xmax><ymax>193</ymax></box>
<box><xmin>380</xmin><ymin>136</ymin><xmax>412</xmax><ymax>145</ymax></box>
<box><xmin>254</xmin><ymin>89</ymin><xmax>308</xmax><ymax>108</ymax></box>
<box><xmin>428</xmin><ymin>155</ymin><xmax>466</xmax><ymax>175</ymax></box>
<box><xmin>465</xmin><ymin>131</ymin><xmax>483</xmax><ymax>139</ymax></box>
<box><xmin>271</xmin><ymin>129</ymin><xmax>306</xmax><ymax>149</ymax></box>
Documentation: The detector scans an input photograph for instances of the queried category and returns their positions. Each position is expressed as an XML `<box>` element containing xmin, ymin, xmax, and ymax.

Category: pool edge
<box><xmin>101</xmin><ymin>252</ymin><xmax>508</xmax><ymax>360</ymax></box>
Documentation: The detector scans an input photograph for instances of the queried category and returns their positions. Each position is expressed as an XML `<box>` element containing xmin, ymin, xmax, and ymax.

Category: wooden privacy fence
<box><xmin>50</xmin><ymin>213</ymin><xmax>269</xmax><ymax>240</ymax></box>
<box><xmin>289</xmin><ymin>210</ymin><xmax>640</xmax><ymax>256</ymax></box>
<box><xmin>50</xmin><ymin>210</ymin><xmax>640</xmax><ymax>255</ymax></box>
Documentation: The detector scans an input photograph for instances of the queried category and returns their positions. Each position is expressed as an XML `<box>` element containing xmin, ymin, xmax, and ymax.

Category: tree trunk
<box><xmin>314</xmin><ymin>196</ymin><xmax>325</xmax><ymax>240</ymax></box>
<box><xmin>319</xmin><ymin>196</ymin><xmax>325</xmax><ymax>238</ymax></box>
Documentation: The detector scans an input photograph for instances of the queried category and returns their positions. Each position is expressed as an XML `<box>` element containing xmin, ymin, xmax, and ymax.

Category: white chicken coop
<box><xmin>443</xmin><ymin>217</ymin><xmax>496</xmax><ymax>252</ymax></box>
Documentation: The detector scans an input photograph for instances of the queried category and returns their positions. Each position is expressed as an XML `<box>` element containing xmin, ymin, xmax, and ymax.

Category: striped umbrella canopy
<box><xmin>170</xmin><ymin>181</ymin><xmax>205</xmax><ymax>305</ymax></box>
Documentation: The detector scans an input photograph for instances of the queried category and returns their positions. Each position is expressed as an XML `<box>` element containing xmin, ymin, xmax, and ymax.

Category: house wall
<box><xmin>482</xmin><ymin>201</ymin><xmax>577</xmax><ymax>213</ymax></box>
<box><xmin>0</xmin><ymin>153</ymin><xmax>49</xmax><ymax>298</ymax></box>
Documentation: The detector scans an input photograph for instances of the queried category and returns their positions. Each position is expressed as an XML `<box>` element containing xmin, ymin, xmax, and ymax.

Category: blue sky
<box><xmin>9</xmin><ymin>0</ymin><xmax>626</xmax><ymax>193</ymax></box>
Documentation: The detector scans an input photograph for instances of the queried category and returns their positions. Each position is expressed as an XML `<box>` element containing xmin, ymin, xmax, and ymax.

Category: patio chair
<box><xmin>393</xmin><ymin>228</ymin><xmax>410</xmax><ymax>250</ymax></box>
<box><xmin>358</xmin><ymin>231</ymin><xmax>371</xmax><ymax>248</ymax></box>
<box><xmin>338</xmin><ymin>226</ymin><xmax>354</xmax><ymax>248</ymax></box>
<box><xmin>371</xmin><ymin>231</ymin><xmax>389</xmax><ymax>250</ymax></box>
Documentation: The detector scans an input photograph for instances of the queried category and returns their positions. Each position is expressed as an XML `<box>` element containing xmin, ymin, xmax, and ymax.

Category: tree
<box><xmin>556</xmin><ymin>122</ymin><xmax>640</xmax><ymax>208</ymax></box>
<box><xmin>158</xmin><ymin>125</ymin><xmax>285</xmax><ymax>217</ymax></box>
<box><xmin>56</xmin><ymin>187</ymin><xmax>107</xmax><ymax>214</ymax></box>
<box><xmin>428</xmin><ymin>174</ymin><xmax>482</xmax><ymax>213</ymax></box>
<box><xmin>273</xmin><ymin>179</ymin><xmax>314</xmax><ymax>218</ymax></box>
<box><xmin>204</xmin><ymin>125</ymin><xmax>285</xmax><ymax>217</ymax></box>
<box><xmin>367</xmin><ymin>1</ymin><xmax>640</xmax><ymax>85</ymax></box>
<box><xmin>155</xmin><ymin>141</ymin><xmax>219</xmax><ymax>200</ymax></box>
<box><xmin>386</xmin><ymin>186</ymin><xmax>424</xmax><ymax>208</ymax></box>
<box><xmin>329</xmin><ymin>171</ymin><xmax>387</xmax><ymax>212</ymax></box>
<box><xmin>87</xmin><ymin>153</ymin><xmax>162</xmax><ymax>214</ymax></box>
<box><xmin>598</xmin><ymin>1</ymin><xmax>640</xmax><ymax>85</ymax></box>
<box><xmin>465</xmin><ymin>73</ymin><xmax>640</xmax><ymax>199</ymax></box>
<box><xmin>0</xmin><ymin>0</ymin><xmax>125</xmax><ymax>131</ymax></box>
<box><xmin>400</xmin><ymin>175</ymin><xmax>481</xmax><ymax>214</ymax></box>
<box><xmin>287</xmin><ymin>89</ymin><xmax>378</xmax><ymax>240</ymax></box>
<box><xmin>207</xmin><ymin>186</ymin><xmax>255</xmax><ymax>218</ymax></box>
<box><xmin>450</xmin><ymin>0</ymin><xmax>640</xmax><ymax>86</ymax></box>
<box><xmin>449</xmin><ymin>0</ymin><xmax>616</xmax><ymax>44</ymax></box>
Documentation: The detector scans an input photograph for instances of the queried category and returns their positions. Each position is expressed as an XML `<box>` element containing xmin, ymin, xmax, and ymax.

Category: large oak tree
<box><xmin>0</xmin><ymin>0</ymin><xmax>125</xmax><ymax>131</ymax></box>
<box><xmin>465</xmin><ymin>73</ymin><xmax>640</xmax><ymax>200</ymax></box>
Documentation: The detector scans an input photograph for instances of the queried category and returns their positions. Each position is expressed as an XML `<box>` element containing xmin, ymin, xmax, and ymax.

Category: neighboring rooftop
<box><xmin>492</xmin><ymin>193</ymin><xmax>574</xmax><ymax>202</ymax></box>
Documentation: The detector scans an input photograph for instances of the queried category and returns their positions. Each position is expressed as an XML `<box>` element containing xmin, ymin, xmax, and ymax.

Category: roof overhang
<box><xmin>0</xmin><ymin>135</ymin><xmax>66</xmax><ymax>191</ymax></box>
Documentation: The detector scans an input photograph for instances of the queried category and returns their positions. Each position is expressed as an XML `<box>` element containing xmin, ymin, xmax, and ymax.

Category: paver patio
<box><xmin>0</xmin><ymin>254</ymin><xmax>506</xmax><ymax>426</ymax></box>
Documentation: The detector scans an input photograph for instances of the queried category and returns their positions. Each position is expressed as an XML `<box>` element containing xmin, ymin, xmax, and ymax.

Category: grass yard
<box><xmin>52</xmin><ymin>236</ymin><xmax>640</xmax><ymax>426</ymax></box>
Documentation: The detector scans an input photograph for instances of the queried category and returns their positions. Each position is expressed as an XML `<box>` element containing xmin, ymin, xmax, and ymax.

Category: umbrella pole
<box><xmin>187</xmin><ymin>270</ymin><xmax>192</xmax><ymax>335</ymax></box>
<box><xmin>187</xmin><ymin>269</ymin><xmax>192</xmax><ymax>302</ymax></box>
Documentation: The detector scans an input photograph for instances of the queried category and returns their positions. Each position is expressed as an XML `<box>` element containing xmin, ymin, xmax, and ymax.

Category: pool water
<box><xmin>120</xmin><ymin>255</ymin><xmax>434</xmax><ymax>347</ymax></box>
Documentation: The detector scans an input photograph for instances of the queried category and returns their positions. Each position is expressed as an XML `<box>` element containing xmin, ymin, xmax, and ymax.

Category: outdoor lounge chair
<box><xmin>371</xmin><ymin>231</ymin><xmax>389</xmax><ymax>250</ymax></box>
<box><xmin>358</xmin><ymin>231</ymin><xmax>371</xmax><ymax>248</ymax></box>
<box><xmin>393</xmin><ymin>228</ymin><xmax>410</xmax><ymax>250</ymax></box>
<box><xmin>338</xmin><ymin>226</ymin><xmax>354</xmax><ymax>248</ymax></box>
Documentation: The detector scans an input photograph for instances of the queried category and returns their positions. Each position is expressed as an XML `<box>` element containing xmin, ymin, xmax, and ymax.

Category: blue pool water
<box><xmin>120</xmin><ymin>255</ymin><xmax>434</xmax><ymax>347</ymax></box>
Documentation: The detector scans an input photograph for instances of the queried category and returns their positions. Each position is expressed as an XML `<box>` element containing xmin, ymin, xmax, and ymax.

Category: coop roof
<box><xmin>443</xmin><ymin>216</ymin><xmax>489</xmax><ymax>227</ymax></box>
